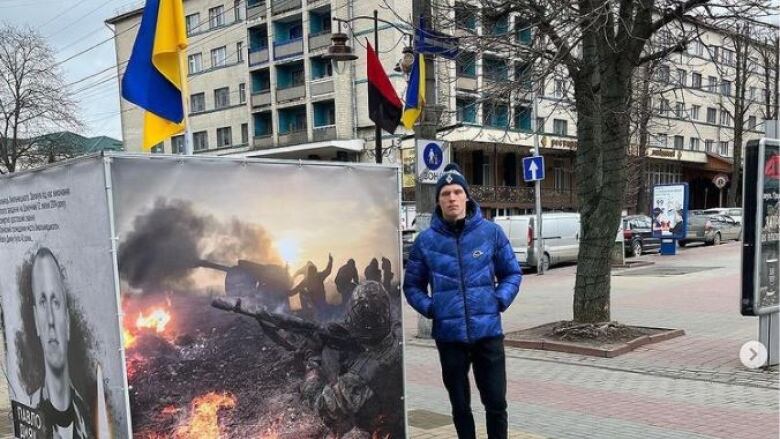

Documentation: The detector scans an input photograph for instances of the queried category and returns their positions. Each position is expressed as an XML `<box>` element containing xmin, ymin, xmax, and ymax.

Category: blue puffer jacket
<box><xmin>403</xmin><ymin>200</ymin><xmax>522</xmax><ymax>343</ymax></box>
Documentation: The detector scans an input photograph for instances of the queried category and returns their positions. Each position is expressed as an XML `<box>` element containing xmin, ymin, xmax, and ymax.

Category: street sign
<box><xmin>522</xmin><ymin>156</ymin><xmax>545</xmax><ymax>182</ymax></box>
<box><xmin>713</xmin><ymin>174</ymin><xmax>729</xmax><ymax>189</ymax></box>
<box><xmin>741</xmin><ymin>138</ymin><xmax>780</xmax><ymax>316</ymax></box>
<box><xmin>417</xmin><ymin>140</ymin><xmax>449</xmax><ymax>184</ymax></box>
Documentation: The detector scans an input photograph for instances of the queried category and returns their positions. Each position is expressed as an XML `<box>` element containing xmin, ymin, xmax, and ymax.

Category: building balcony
<box><xmin>249</xmin><ymin>47</ymin><xmax>269</xmax><ymax>65</ymax></box>
<box><xmin>278</xmin><ymin>128</ymin><xmax>308</xmax><ymax>145</ymax></box>
<box><xmin>456</xmin><ymin>75</ymin><xmax>477</xmax><ymax>90</ymax></box>
<box><xmin>276</xmin><ymin>84</ymin><xmax>306</xmax><ymax>102</ymax></box>
<box><xmin>253</xmin><ymin>134</ymin><xmax>274</xmax><ymax>148</ymax></box>
<box><xmin>272</xmin><ymin>0</ymin><xmax>301</xmax><ymax>15</ymax></box>
<box><xmin>273</xmin><ymin>38</ymin><xmax>304</xmax><ymax>60</ymax></box>
<box><xmin>310</xmin><ymin>77</ymin><xmax>334</xmax><ymax>96</ymax></box>
<box><xmin>251</xmin><ymin>90</ymin><xmax>272</xmax><ymax>107</ymax></box>
<box><xmin>308</xmin><ymin>31</ymin><xmax>331</xmax><ymax>51</ymax></box>
<box><xmin>313</xmin><ymin>125</ymin><xmax>336</xmax><ymax>141</ymax></box>
<box><xmin>247</xmin><ymin>3</ymin><xmax>266</xmax><ymax>20</ymax></box>
<box><xmin>470</xmin><ymin>185</ymin><xmax>577</xmax><ymax>208</ymax></box>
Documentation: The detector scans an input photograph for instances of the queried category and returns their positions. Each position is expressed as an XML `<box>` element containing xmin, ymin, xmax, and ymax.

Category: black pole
<box><xmin>374</xmin><ymin>9</ymin><xmax>382</xmax><ymax>164</ymax></box>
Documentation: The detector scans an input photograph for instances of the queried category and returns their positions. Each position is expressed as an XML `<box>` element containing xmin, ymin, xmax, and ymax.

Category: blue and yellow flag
<box><xmin>121</xmin><ymin>0</ymin><xmax>188</xmax><ymax>150</ymax></box>
<box><xmin>401</xmin><ymin>53</ymin><xmax>426</xmax><ymax>130</ymax></box>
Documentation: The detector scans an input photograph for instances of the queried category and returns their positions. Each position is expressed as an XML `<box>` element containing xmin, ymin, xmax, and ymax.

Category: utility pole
<box><xmin>413</xmin><ymin>0</ymin><xmax>439</xmax><ymax>338</ymax></box>
<box><xmin>531</xmin><ymin>90</ymin><xmax>544</xmax><ymax>274</ymax></box>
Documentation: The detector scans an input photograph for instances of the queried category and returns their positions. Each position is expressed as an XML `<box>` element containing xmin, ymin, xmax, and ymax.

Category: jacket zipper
<box><xmin>456</xmin><ymin>234</ymin><xmax>472</xmax><ymax>342</ymax></box>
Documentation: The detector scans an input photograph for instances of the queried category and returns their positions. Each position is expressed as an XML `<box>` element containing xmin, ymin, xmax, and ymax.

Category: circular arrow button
<box><xmin>739</xmin><ymin>341</ymin><xmax>768</xmax><ymax>369</ymax></box>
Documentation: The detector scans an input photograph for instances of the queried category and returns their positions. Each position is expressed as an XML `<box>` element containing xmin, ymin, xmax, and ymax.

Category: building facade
<box><xmin>107</xmin><ymin>0</ymin><xmax>411</xmax><ymax>161</ymax></box>
<box><xmin>399</xmin><ymin>7</ymin><xmax>775</xmax><ymax>217</ymax></box>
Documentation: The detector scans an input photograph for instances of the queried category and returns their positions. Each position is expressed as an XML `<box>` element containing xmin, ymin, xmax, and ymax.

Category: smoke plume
<box><xmin>119</xmin><ymin>198</ymin><xmax>280</xmax><ymax>292</ymax></box>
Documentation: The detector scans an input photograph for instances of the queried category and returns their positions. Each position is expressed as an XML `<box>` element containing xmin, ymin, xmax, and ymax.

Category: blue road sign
<box><xmin>522</xmin><ymin>156</ymin><xmax>545</xmax><ymax>182</ymax></box>
<box><xmin>423</xmin><ymin>142</ymin><xmax>444</xmax><ymax>171</ymax></box>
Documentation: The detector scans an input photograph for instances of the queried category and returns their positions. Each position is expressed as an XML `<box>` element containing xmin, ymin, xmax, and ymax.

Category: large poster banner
<box><xmin>110</xmin><ymin>156</ymin><xmax>405</xmax><ymax>438</ymax></box>
<box><xmin>0</xmin><ymin>156</ymin><xmax>130</xmax><ymax>438</ymax></box>
<box><xmin>651</xmin><ymin>183</ymin><xmax>689</xmax><ymax>239</ymax></box>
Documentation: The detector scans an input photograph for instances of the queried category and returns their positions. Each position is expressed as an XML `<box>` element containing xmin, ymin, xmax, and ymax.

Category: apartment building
<box><xmin>405</xmin><ymin>6</ymin><xmax>775</xmax><ymax>216</ymax></box>
<box><xmin>107</xmin><ymin>0</ymin><xmax>411</xmax><ymax>161</ymax></box>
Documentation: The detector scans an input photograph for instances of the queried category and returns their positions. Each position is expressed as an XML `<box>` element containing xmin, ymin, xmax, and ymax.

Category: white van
<box><xmin>494</xmin><ymin>213</ymin><xmax>581</xmax><ymax>271</ymax></box>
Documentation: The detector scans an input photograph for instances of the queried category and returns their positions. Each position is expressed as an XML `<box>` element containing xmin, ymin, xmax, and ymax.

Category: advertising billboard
<box><xmin>742</xmin><ymin>138</ymin><xmax>780</xmax><ymax>316</ymax></box>
<box><xmin>651</xmin><ymin>183</ymin><xmax>689</xmax><ymax>240</ymax></box>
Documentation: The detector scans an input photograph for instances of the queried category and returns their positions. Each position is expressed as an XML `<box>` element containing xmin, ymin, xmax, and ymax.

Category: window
<box><xmin>749</xmin><ymin>115</ymin><xmax>756</xmax><ymax>129</ymax></box>
<box><xmin>706</xmin><ymin>107</ymin><xmax>717</xmax><ymax>124</ymax></box>
<box><xmin>289</xmin><ymin>24</ymin><xmax>303</xmax><ymax>39</ymax></box>
<box><xmin>675</xmin><ymin>102</ymin><xmax>685</xmax><ymax>119</ymax></box>
<box><xmin>658</xmin><ymin>65</ymin><xmax>670</xmax><ymax>83</ymax></box>
<box><xmin>553</xmin><ymin>160</ymin><xmax>570</xmax><ymax>192</ymax></box>
<box><xmin>554</xmin><ymin>79</ymin><xmax>566</xmax><ymax>98</ymax></box>
<box><xmin>209</xmin><ymin>6</ymin><xmax>225</xmax><ymax>28</ymax></box>
<box><xmin>689</xmin><ymin>137</ymin><xmax>700</xmax><ymax>151</ymax></box>
<box><xmin>674</xmin><ymin>135</ymin><xmax>684</xmax><ymax>149</ymax></box>
<box><xmin>659</xmin><ymin>99</ymin><xmax>670</xmax><ymax>115</ymax></box>
<box><xmin>193</xmin><ymin>131</ymin><xmax>208</xmax><ymax>151</ymax></box>
<box><xmin>211</xmin><ymin>46</ymin><xmax>227</xmax><ymax>68</ymax></box>
<box><xmin>515</xmin><ymin>106</ymin><xmax>532</xmax><ymax>131</ymax></box>
<box><xmin>708</xmin><ymin>76</ymin><xmax>718</xmax><ymax>92</ymax></box>
<box><xmin>214</xmin><ymin>87</ymin><xmax>230</xmax><ymax>109</ymax></box>
<box><xmin>676</xmin><ymin>69</ymin><xmax>686</xmax><ymax>87</ymax></box>
<box><xmin>711</xmin><ymin>45</ymin><xmax>720</xmax><ymax>63</ymax></box>
<box><xmin>536</xmin><ymin>117</ymin><xmax>545</xmax><ymax>133</ymax></box>
<box><xmin>241</xmin><ymin>123</ymin><xmax>249</xmax><ymax>144</ymax></box>
<box><xmin>217</xmin><ymin>127</ymin><xmax>232</xmax><ymax>147</ymax></box>
<box><xmin>719</xmin><ymin>141</ymin><xmax>729</xmax><ymax>156</ymax></box>
<box><xmin>234</xmin><ymin>0</ymin><xmax>243</xmax><ymax>21</ymax></box>
<box><xmin>688</xmin><ymin>40</ymin><xmax>704</xmax><ymax>56</ymax></box>
<box><xmin>691</xmin><ymin>105</ymin><xmax>700</xmax><ymax>120</ymax></box>
<box><xmin>720</xmin><ymin>110</ymin><xmax>731</xmax><ymax>127</ymax></box>
<box><xmin>705</xmin><ymin>139</ymin><xmax>715</xmax><ymax>153</ymax></box>
<box><xmin>722</xmin><ymin>49</ymin><xmax>735</xmax><ymax>67</ymax></box>
<box><xmin>720</xmin><ymin>80</ymin><xmax>731</xmax><ymax>96</ymax></box>
<box><xmin>691</xmin><ymin>72</ymin><xmax>702</xmax><ymax>89</ymax></box>
<box><xmin>188</xmin><ymin>53</ymin><xmax>203</xmax><ymax>74</ymax></box>
<box><xmin>456</xmin><ymin>53</ymin><xmax>476</xmax><ymax>77</ymax></box>
<box><xmin>150</xmin><ymin>142</ymin><xmax>164</xmax><ymax>154</ymax></box>
<box><xmin>456</xmin><ymin>98</ymin><xmax>477</xmax><ymax>123</ymax></box>
<box><xmin>190</xmin><ymin>92</ymin><xmax>206</xmax><ymax>113</ymax></box>
<box><xmin>172</xmin><ymin>135</ymin><xmax>185</xmax><ymax>154</ymax></box>
<box><xmin>237</xmin><ymin>41</ymin><xmax>244</xmax><ymax>62</ymax></box>
<box><xmin>186</xmin><ymin>13</ymin><xmax>200</xmax><ymax>35</ymax></box>
<box><xmin>291</xmin><ymin>67</ymin><xmax>305</xmax><ymax>86</ymax></box>
<box><xmin>239</xmin><ymin>83</ymin><xmax>246</xmax><ymax>103</ymax></box>
<box><xmin>750</xmin><ymin>87</ymin><xmax>757</xmax><ymax>101</ymax></box>
<box><xmin>654</xmin><ymin>134</ymin><xmax>668</xmax><ymax>148</ymax></box>
<box><xmin>553</xmin><ymin>119</ymin><xmax>567</xmax><ymax>136</ymax></box>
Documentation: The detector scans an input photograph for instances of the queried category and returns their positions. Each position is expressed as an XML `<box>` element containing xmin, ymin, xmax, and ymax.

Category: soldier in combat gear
<box><xmin>212</xmin><ymin>281</ymin><xmax>403</xmax><ymax>438</ymax></box>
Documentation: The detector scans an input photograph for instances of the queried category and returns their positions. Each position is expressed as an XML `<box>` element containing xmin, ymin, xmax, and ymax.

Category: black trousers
<box><xmin>435</xmin><ymin>335</ymin><xmax>508</xmax><ymax>439</ymax></box>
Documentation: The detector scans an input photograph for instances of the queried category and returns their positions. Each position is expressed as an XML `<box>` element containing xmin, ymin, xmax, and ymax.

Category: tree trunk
<box><xmin>635</xmin><ymin>64</ymin><xmax>654</xmax><ymax>214</ymax></box>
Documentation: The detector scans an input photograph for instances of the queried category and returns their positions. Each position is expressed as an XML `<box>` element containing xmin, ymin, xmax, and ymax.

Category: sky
<box><xmin>1</xmin><ymin>0</ymin><xmax>139</xmax><ymax>140</ymax></box>
<box><xmin>1</xmin><ymin>0</ymin><xmax>778</xmax><ymax>143</ymax></box>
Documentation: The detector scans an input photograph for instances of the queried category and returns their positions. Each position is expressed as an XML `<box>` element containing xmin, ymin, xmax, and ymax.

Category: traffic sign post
<box><xmin>416</xmin><ymin>140</ymin><xmax>449</xmax><ymax>184</ymax></box>
<box><xmin>523</xmin><ymin>156</ymin><xmax>545</xmax><ymax>182</ymax></box>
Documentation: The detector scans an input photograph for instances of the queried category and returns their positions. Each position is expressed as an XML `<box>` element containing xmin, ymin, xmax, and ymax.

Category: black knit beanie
<box><xmin>435</xmin><ymin>163</ymin><xmax>470</xmax><ymax>199</ymax></box>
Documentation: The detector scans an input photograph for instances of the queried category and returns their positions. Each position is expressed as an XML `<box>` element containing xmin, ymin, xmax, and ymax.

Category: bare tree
<box><xmin>756</xmin><ymin>32</ymin><xmax>779</xmax><ymax>122</ymax></box>
<box><xmin>0</xmin><ymin>24</ymin><xmax>81</xmax><ymax>174</ymax></box>
<box><xmin>393</xmin><ymin>0</ymin><xmax>776</xmax><ymax>323</ymax></box>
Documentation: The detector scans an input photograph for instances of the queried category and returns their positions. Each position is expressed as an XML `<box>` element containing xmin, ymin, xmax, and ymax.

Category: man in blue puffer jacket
<box><xmin>404</xmin><ymin>163</ymin><xmax>522</xmax><ymax>439</ymax></box>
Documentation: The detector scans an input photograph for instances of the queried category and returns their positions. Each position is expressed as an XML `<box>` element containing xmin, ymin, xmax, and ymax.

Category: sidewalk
<box><xmin>404</xmin><ymin>241</ymin><xmax>779</xmax><ymax>438</ymax></box>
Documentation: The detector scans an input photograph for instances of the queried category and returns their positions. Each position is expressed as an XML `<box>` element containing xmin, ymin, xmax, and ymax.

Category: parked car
<box><xmin>679</xmin><ymin>214</ymin><xmax>742</xmax><ymax>246</ymax></box>
<box><xmin>402</xmin><ymin>230</ymin><xmax>415</xmax><ymax>264</ymax></box>
<box><xmin>702</xmin><ymin>207</ymin><xmax>742</xmax><ymax>224</ymax></box>
<box><xmin>494</xmin><ymin>213</ymin><xmax>580</xmax><ymax>271</ymax></box>
<box><xmin>622</xmin><ymin>215</ymin><xmax>661</xmax><ymax>257</ymax></box>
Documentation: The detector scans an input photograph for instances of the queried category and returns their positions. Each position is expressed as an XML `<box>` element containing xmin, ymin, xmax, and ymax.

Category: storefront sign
<box><xmin>541</xmin><ymin>136</ymin><xmax>577</xmax><ymax>151</ymax></box>
<box><xmin>647</xmin><ymin>148</ymin><xmax>708</xmax><ymax>164</ymax></box>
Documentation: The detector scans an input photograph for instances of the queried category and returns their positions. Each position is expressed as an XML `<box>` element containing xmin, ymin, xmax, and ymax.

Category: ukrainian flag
<box><xmin>121</xmin><ymin>0</ymin><xmax>188</xmax><ymax>150</ymax></box>
<box><xmin>401</xmin><ymin>53</ymin><xmax>426</xmax><ymax>130</ymax></box>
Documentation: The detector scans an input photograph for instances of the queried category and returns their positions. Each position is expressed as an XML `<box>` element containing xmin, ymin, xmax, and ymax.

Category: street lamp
<box><xmin>324</xmin><ymin>10</ymin><xmax>412</xmax><ymax>163</ymax></box>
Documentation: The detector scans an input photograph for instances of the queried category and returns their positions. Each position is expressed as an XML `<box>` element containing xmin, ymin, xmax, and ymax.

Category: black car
<box><xmin>622</xmin><ymin>215</ymin><xmax>661</xmax><ymax>257</ymax></box>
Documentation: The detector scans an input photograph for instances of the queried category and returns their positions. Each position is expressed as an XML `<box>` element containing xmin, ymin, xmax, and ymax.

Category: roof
<box><xmin>33</xmin><ymin>131</ymin><xmax>123</xmax><ymax>154</ymax></box>
<box><xmin>105</xmin><ymin>7</ymin><xmax>143</xmax><ymax>25</ymax></box>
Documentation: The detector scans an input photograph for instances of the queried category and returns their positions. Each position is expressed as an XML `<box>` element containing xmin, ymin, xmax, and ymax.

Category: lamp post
<box><xmin>323</xmin><ymin>10</ymin><xmax>413</xmax><ymax>164</ymax></box>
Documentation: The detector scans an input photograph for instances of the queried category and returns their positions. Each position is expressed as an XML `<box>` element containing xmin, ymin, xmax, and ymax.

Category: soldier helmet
<box><xmin>345</xmin><ymin>281</ymin><xmax>391</xmax><ymax>343</ymax></box>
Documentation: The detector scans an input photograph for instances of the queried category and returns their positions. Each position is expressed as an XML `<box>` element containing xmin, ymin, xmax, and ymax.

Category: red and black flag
<box><xmin>367</xmin><ymin>41</ymin><xmax>402</xmax><ymax>134</ymax></box>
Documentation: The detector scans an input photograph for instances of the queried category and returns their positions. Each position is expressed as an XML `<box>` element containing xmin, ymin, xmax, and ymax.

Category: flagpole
<box><xmin>373</xmin><ymin>9</ymin><xmax>382</xmax><ymax>164</ymax></box>
<box><xmin>179</xmin><ymin>50</ymin><xmax>193</xmax><ymax>155</ymax></box>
